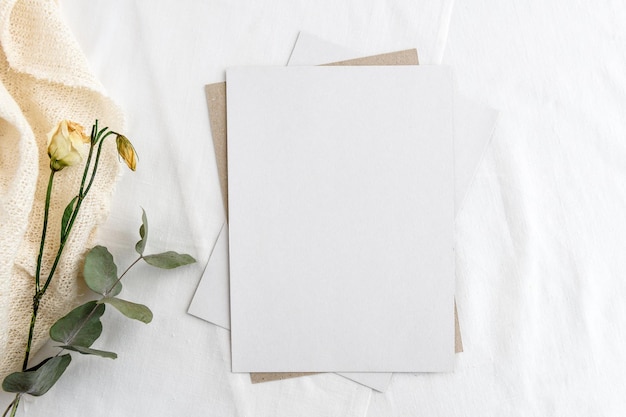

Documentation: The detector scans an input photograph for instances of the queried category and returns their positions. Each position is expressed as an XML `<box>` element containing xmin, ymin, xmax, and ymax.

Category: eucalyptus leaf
<box><xmin>59</xmin><ymin>345</ymin><xmax>117</xmax><ymax>359</ymax></box>
<box><xmin>135</xmin><ymin>208</ymin><xmax>148</xmax><ymax>255</ymax></box>
<box><xmin>49</xmin><ymin>301</ymin><xmax>105</xmax><ymax>347</ymax></box>
<box><xmin>61</xmin><ymin>196</ymin><xmax>78</xmax><ymax>239</ymax></box>
<box><xmin>101</xmin><ymin>297</ymin><xmax>153</xmax><ymax>324</ymax></box>
<box><xmin>2</xmin><ymin>355</ymin><xmax>71</xmax><ymax>396</ymax></box>
<box><xmin>83</xmin><ymin>245</ymin><xmax>121</xmax><ymax>296</ymax></box>
<box><xmin>143</xmin><ymin>251</ymin><xmax>196</xmax><ymax>269</ymax></box>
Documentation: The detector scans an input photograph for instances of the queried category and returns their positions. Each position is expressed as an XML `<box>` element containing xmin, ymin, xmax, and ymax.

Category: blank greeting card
<box><xmin>227</xmin><ymin>65</ymin><xmax>455</xmax><ymax>372</ymax></box>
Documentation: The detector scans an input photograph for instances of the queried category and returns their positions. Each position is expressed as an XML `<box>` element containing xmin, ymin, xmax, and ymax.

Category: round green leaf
<box><xmin>135</xmin><ymin>208</ymin><xmax>148</xmax><ymax>255</ymax></box>
<box><xmin>50</xmin><ymin>301</ymin><xmax>105</xmax><ymax>347</ymax></box>
<box><xmin>2</xmin><ymin>355</ymin><xmax>71</xmax><ymax>396</ymax></box>
<box><xmin>84</xmin><ymin>245</ymin><xmax>121</xmax><ymax>296</ymax></box>
<box><xmin>101</xmin><ymin>297</ymin><xmax>153</xmax><ymax>324</ymax></box>
<box><xmin>143</xmin><ymin>251</ymin><xmax>196</xmax><ymax>269</ymax></box>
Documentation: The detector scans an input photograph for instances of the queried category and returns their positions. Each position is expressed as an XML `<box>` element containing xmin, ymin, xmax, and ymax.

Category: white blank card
<box><xmin>227</xmin><ymin>66</ymin><xmax>455</xmax><ymax>372</ymax></box>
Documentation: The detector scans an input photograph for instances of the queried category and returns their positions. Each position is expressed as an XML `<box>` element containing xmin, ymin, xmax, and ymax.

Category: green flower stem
<box><xmin>8</xmin><ymin>395</ymin><xmax>19</xmax><ymax>417</ymax></box>
<box><xmin>39</xmin><ymin>194</ymin><xmax>83</xmax><ymax>295</ymax></box>
<box><xmin>21</xmin><ymin>298</ymin><xmax>39</xmax><ymax>371</ymax></box>
<box><xmin>35</xmin><ymin>171</ymin><xmax>55</xmax><ymax>291</ymax></box>
<box><xmin>22</xmin><ymin>170</ymin><xmax>55</xmax><ymax>372</ymax></box>
<box><xmin>84</xmin><ymin>131</ymin><xmax>117</xmax><ymax>196</ymax></box>
<box><xmin>77</xmin><ymin>124</ymin><xmax>98</xmax><ymax>199</ymax></box>
<box><xmin>39</xmin><ymin>196</ymin><xmax>81</xmax><ymax>295</ymax></box>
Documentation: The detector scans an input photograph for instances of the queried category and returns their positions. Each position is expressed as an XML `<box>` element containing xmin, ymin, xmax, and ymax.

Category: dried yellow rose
<box><xmin>46</xmin><ymin>120</ymin><xmax>90</xmax><ymax>171</ymax></box>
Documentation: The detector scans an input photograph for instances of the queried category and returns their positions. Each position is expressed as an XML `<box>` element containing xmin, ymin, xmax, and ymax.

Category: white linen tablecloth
<box><xmin>1</xmin><ymin>0</ymin><xmax>625</xmax><ymax>415</ymax></box>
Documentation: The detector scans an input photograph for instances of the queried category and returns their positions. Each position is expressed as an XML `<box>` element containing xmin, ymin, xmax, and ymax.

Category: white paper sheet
<box><xmin>188</xmin><ymin>222</ymin><xmax>231</xmax><ymax>328</ymax></box>
<box><xmin>227</xmin><ymin>65</ymin><xmax>455</xmax><ymax>372</ymax></box>
<box><xmin>288</xmin><ymin>32</ymin><xmax>364</xmax><ymax>66</ymax></box>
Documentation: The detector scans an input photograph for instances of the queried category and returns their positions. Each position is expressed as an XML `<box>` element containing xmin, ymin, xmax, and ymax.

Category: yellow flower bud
<box><xmin>115</xmin><ymin>134</ymin><xmax>137</xmax><ymax>171</ymax></box>
<box><xmin>46</xmin><ymin>120</ymin><xmax>90</xmax><ymax>171</ymax></box>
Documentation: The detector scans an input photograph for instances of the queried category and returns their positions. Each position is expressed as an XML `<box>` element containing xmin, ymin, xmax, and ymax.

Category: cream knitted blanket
<box><xmin>0</xmin><ymin>0</ymin><xmax>123</xmax><ymax>378</ymax></box>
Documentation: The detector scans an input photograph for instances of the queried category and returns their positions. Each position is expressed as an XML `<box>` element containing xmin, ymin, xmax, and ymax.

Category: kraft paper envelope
<box><xmin>190</xmin><ymin>39</ymin><xmax>495</xmax><ymax>389</ymax></box>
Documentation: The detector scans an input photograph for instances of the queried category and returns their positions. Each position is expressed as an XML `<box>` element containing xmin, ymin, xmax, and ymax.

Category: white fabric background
<box><xmin>1</xmin><ymin>0</ymin><xmax>625</xmax><ymax>415</ymax></box>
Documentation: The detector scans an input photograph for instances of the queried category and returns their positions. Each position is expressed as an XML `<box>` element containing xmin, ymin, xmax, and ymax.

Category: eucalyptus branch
<box><xmin>104</xmin><ymin>256</ymin><xmax>142</xmax><ymax>297</ymax></box>
<box><xmin>63</xmin><ymin>305</ymin><xmax>100</xmax><ymax>347</ymax></box>
<box><xmin>53</xmin><ymin>255</ymin><xmax>145</xmax><ymax>359</ymax></box>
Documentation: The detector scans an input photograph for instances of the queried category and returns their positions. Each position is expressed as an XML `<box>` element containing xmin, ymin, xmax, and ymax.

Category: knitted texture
<box><xmin>0</xmin><ymin>0</ymin><xmax>124</xmax><ymax>378</ymax></box>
